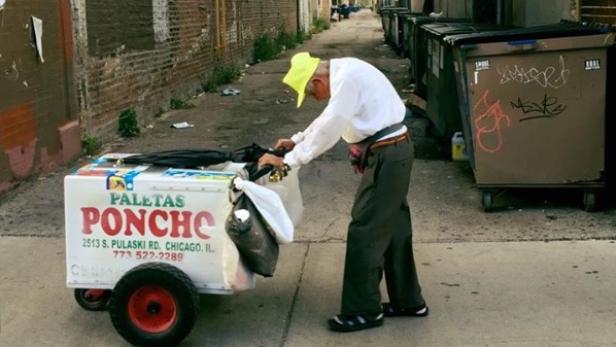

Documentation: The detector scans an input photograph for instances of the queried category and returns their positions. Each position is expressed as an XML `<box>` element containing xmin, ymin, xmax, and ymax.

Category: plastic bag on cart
<box><xmin>121</xmin><ymin>144</ymin><xmax>269</xmax><ymax>168</ymax></box>
<box><xmin>232</xmin><ymin>177</ymin><xmax>294</xmax><ymax>244</ymax></box>
<box><xmin>263</xmin><ymin>168</ymin><xmax>303</xmax><ymax>227</ymax></box>
<box><xmin>226</xmin><ymin>193</ymin><xmax>279</xmax><ymax>277</ymax></box>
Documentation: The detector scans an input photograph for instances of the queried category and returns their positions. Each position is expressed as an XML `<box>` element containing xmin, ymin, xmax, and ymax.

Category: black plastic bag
<box><xmin>122</xmin><ymin>144</ymin><xmax>269</xmax><ymax>169</ymax></box>
<box><xmin>121</xmin><ymin>144</ymin><xmax>286</xmax><ymax>182</ymax></box>
<box><xmin>225</xmin><ymin>194</ymin><xmax>279</xmax><ymax>277</ymax></box>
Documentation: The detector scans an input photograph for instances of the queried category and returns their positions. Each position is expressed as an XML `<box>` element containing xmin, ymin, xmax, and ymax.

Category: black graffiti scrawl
<box><xmin>510</xmin><ymin>94</ymin><xmax>567</xmax><ymax>122</ymax></box>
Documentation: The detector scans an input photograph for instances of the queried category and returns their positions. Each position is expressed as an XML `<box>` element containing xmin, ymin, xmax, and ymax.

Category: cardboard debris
<box><xmin>405</xmin><ymin>93</ymin><xmax>427</xmax><ymax>111</ymax></box>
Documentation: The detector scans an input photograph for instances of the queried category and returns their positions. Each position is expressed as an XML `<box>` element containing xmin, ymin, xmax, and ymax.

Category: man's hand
<box><xmin>275</xmin><ymin>139</ymin><xmax>295</xmax><ymax>151</ymax></box>
<box><xmin>258</xmin><ymin>153</ymin><xmax>285</xmax><ymax>170</ymax></box>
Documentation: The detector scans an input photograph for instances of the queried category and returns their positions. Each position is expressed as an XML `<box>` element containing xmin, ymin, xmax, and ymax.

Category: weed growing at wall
<box><xmin>275</xmin><ymin>29</ymin><xmax>297</xmax><ymax>50</ymax></box>
<box><xmin>296</xmin><ymin>29</ymin><xmax>310</xmax><ymax>44</ymax></box>
<box><xmin>170</xmin><ymin>98</ymin><xmax>195</xmax><ymax>110</ymax></box>
<box><xmin>253</xmin><ymin>34</ymin><xmax>278</xmax><ymax>62</ymax></box>
<box><xmin>118</xmin><ymin>109</ymin><xmax>140</xmax><ymax>137</ymax></box>
<box><xmin>312</xmin><ymin>18</ymin><xmax>331</xmax><ymax>33</ymax></box>
<box><xmin>81</xmin><ymin>134</ymin><xmax>100</xmax><ymax>156</ymax></box>
<box><xmin>201</xmin><ymin>63</ymin><xmax>240</xmax><ymax>93</ymax></box>
<box><xmin>253</xmin><ymin>29</ymin><xmax>307</xmax><ymax>63</ymax></box>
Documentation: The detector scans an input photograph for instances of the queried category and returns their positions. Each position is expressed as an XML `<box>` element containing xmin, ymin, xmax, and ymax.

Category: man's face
<box><xmin>305</xmin><ymin>74</ymin><xmax>330</xmax><ymax>101</ymax></box>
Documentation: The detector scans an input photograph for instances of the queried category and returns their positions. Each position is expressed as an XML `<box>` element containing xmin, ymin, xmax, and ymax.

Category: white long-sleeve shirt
<box><xmin>283</xmin><ymin>58</ymin><xmax>407</xmax><ymax>168</ymax></box>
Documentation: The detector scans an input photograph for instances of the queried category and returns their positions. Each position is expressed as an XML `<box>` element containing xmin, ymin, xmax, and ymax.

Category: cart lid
<box><xmin>447</xmin><ymin>21</ymin><xmax>614</xmax><ymax>46</ymax></box>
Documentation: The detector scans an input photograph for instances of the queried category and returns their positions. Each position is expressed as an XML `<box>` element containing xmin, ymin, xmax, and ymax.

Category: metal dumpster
<box><xmin>380</xmin><ymin>8</ymin><xmax>394</xmax><ymax>43</ymax></box>
<box><xmin>423</xmin><ymin>23</ymin><xmax>508</xmax><ymax>138</ymax></box>
<box><xmin>400</xmin><ymin>12</ymin><xmax>425</xmax><ymax>57</ymax></box>
<box><xmin>392</xmin><ymin>9</ymin><xmax>411</xmax><ymax>54</ymax></box>
<box><xmin>384</xmin><ymin>7</ymin><xmax>409</xmax><ymax>46</ymax></box>
<box><xmin>407</xmin><ymin>16</ymin><xmax>470</xmax><ymax>98</ymax></box>
<box><xmin>449</xmin><ymin>23</ymin><xmax>615</xmax><ymax>211</ymax></box>
<box><xmin>607</xmin><ymin>45</ymin><xmax>616</xmax><ymax>197</ymax></box>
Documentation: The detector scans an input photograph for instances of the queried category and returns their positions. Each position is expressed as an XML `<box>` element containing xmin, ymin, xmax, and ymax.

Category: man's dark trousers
<box><xmin>341</xmin><ymin>137</ymin><xmax>424</xmax><ymax>315</ymax></box>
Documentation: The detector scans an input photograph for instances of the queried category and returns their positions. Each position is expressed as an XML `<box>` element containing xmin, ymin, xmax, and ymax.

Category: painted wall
<box><xmin>432</xmin><ymin>0</ymin><xmax>472</xmax><ymax>18</ymax></box>
<box><xmin>300</xmin><ymin>0</ymin><xmax>312</xmax><ymax>32</ymax></box>
<box><xmin>321</xmin><ymin>0</ymin><xmax>332</xmax><ymax>22</ymax></box>
<box><xmin>0</xmin><ymin>0</ymin><xmax>300</xmax><ymax>196</ymax></box>
<box><xmin>508</xmin><ymin>0</ymin><xmax>577</xmax><ymax>27</ymax></box>
<box><xmin>71</xmin><ymin>0</ymin><xmax>299</xmax><ymax>142</ymax></box>
<box><xmin>428</xmin><ymin>0</ymin><xmax>579</xmax><ymax>25</ymax></box>
<box><xmin>0</xmin><ymin>0</ymin><xmax>80</xmax><ymax>195</ymax></box>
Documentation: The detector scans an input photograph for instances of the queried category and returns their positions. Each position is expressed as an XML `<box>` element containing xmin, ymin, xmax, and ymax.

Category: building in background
<box><xmin>0</xmin><ymin>0</ymin><xmax>80</xmax><ymax>195</ymax></box>
<box><xmin>0</xmin><ymin>0</ymin><xmax>304</xmax><ymax>194</ymax></box>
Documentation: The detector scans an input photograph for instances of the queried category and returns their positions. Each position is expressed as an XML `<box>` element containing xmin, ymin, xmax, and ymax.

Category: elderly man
<box><xmin>258</xmin><ymin>52</ymin><xmax>427</xmax><ymax>332</ymax></box>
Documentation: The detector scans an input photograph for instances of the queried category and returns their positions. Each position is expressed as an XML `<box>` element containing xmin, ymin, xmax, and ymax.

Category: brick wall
<box><xmin>72</xmin><ymin>0</ymin><xmax>298</xmax><ymax>141</ymax></box>
<box><xmin>0</xmin><ymin>0</ymin><xmax>80</xmax><ymax>194</ymax></box>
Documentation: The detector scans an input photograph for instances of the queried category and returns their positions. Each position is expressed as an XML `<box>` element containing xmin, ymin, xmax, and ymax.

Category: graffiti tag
<box><xmin>473</xmin><ymin>90</ymin><xmax>511</xmax><ymax>154</ymax></box>
<box><xmin>497</xmin><ymin>56</ymin><xmax>571</xmax><ymax>89</ymax></box>
<box><xmin>510</xmin><ymin>94</ymin><xmax>567</xmax><ymax>122</ymax></box>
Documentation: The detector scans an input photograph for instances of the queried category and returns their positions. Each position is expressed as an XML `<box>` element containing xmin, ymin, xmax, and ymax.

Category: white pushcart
<box><xmin>65</xmin><ymin>153</ymin><xmax>301</xmax><ymax>346</ymax></box>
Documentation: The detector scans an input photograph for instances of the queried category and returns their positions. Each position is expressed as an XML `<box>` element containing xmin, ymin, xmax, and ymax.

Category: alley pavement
<box><xmin>1</xmin><ymin>10</ymin><xmax>615</xmax><ymax>347</ymax></box>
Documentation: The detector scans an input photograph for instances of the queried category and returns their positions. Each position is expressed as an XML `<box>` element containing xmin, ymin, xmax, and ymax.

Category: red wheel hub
<box><xmin>128</xmin><ymin>286</ymin><xmax>177</xmax><ymax>333</ymax></box>
<box><xmin>85</xmin><ymin>289</ymin><xmax>107</xmax><ymax>301</ymax></box>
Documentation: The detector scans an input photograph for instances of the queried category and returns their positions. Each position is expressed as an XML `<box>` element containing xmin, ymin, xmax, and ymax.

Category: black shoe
<box><xmin>381</xmin><ymin>302</ymin><xmax>429</xmax><ymax>317</ymax></box>
<box><xmin>327</xmin><ymin>313</ymin><xmax>384</xmax><ymax>332</ymax></box>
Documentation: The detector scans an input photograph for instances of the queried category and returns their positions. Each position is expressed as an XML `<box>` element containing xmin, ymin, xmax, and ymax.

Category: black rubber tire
<box><xmin>481</xmin><ymin>191</ymin><xmax>494</xmax><ymax>212</ymax></box>
<box><xmin>109</xmin><ymin>263</ymin><xmax>199</xmax><ymax>347</ymax></box>
<box><xmin>74</xmin><ymin>288</ymin><xmax>112</xmax><ymax>311</ymax></box>
<box><xmin>583</xmin><ymin>191</ymin><xmax>597</xmax><ymax>212</ymax></box>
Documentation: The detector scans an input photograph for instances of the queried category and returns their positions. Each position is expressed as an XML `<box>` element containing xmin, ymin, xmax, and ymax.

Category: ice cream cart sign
<box><xmin>79</xmin><ymin>191</ymin><xmax>215</xmax><ymax>251</ymax></box>
<box><xmin>65</xmin><ymin>155</ymin><xmax>255</xmax><ymax>292</ymax></box>
<box><xmin>65</xmin><ymin>179</ymin><xmax>234</xmax><ymax>288</ymax></box>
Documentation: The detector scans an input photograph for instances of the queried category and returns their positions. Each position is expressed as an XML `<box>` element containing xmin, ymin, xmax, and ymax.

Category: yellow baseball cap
<box><xmin>283</xmin><ymin>52</ymin><xmax>321</xmax><ymax>108</ymax></box>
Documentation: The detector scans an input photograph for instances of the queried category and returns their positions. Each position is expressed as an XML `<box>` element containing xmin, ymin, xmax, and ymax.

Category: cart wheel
<box><xmin>109</xmin><ymin>263</ymin><xmax>199</xmax><ymax>347</ymax></box>
<box><xmin>74</xmin><ymin>288</ymin><xmax>112</xmax><ymax>311</ymax></box>
<box><xmin>583</xmin><ymin>191</ymin><xmax>597</xmax><ymax>212</ymax></box>
<box><xmin>481</xmin><ymin>191</ymin><xmax>494</xmax><ymax>212</ymax></box>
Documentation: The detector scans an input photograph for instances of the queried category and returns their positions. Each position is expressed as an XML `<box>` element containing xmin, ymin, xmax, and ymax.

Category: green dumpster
<box><xmin>449</xmin><ymin>22</ymin><xmax>615</xmax><ymax>211</ymax></box>
<box><xmin>400</xmin><ymin>12</ymin><xmax>425</xmax><ymax>57</ymax></box>
<box><xmin>380</xmin><ymin>8</ymin><xmax>394</xmax><ymax>43</ymax></box>
<box><xmin>423</xmin><ymin>23</ymin><xmax>508</xmax><ymax>138</ymax></box>
<box><xmin>407</xmin><ymin>16</ymin><xmax>470</xmax><ymax>98</ymax></box>
<box><xmin>385</xmin><ymin>7</ymin><xmax>408</xmax><ymax>46</ymax></box>
<box><xmin>392</xmin><ymin>9</ymin><xmax>412</xmax><ymax>54</ymax></box>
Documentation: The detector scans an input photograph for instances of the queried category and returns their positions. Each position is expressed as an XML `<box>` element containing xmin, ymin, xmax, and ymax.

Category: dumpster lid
<box><xmin>447</xmin><ymin>21</ymin><xmax>614</xmax><ymax>46</ymax></box>
<box><xmin>409</xmin><ymin>16</ymin><xmax>471</xmax><ymax>25</ymax></box>
<box><xmin>381</xmin><ymin>7</ymin><xmax>410</xmax><ymax>12</ymax></box>
<box><xmin>401</xmin><ymin>12</ymin><xmax>427</xmax><ymax>19</ymax></box>
<box><xmin>422</xmin><ymin>23</ymin><xmax>510</xmax><ymax>39</ymax></box>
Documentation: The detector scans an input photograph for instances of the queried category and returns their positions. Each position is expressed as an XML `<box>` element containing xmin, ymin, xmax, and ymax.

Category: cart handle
<box><xmin>251</xmin><ymin>164</ymin><xmax>275</xmax><ymax>181</ymax></box>
<box><xmin>249</xmin><ymin>147</ymin><xmax>290</xmax><ymax>181</ymax></box>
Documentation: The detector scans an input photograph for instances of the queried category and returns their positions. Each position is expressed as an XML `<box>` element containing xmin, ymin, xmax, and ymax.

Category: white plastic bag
<box><xmin>264</xmin><ymin>168</ymin><xmax>303</xmax><ymax>226</ymax></box>
<box><xmin>232</xmin><ymin>177</ymin><xmax>294</xmax><ymax>244</ymax></box>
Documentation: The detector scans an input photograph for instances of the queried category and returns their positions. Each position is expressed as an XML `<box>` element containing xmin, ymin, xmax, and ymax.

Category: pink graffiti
<box><xmin>473</xmin><ymin>90</ymin><xmax>511</xmax><ymax>153</ymax></box>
